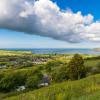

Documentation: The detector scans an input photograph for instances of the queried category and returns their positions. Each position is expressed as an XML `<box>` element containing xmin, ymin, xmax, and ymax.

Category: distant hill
<box><xmin>93</xmin><ymin>48</ymin><xmax>100</xmax><ymax>52</ymax></box>
<box><xmin>0</xmin><ymin>50</ymin><xmax>32</xmax><ymax>56</ymax></box>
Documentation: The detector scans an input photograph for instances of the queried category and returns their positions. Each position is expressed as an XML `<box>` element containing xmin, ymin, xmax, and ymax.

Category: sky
<box><xmin>0</xmin><ymin>0</ymin><xmax>100</xmax><ymax>48</ymax></box>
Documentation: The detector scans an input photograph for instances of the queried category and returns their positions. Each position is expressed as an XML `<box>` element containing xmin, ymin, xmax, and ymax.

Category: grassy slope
<box><xmin>85</xmin><ymin>59</ymin><xmax>100</xmax><ymax>67</ymax></box>
<box><xmin>3</xmin><ymin>74</ymin><xmax>100</xmax><ymax>100</ymax></box>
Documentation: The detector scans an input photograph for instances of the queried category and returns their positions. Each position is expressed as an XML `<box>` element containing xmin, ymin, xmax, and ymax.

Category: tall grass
<box><xmin>3</xmin><ymin>74</ymin><xmax>100</xmax><ymax>100</ymax></box>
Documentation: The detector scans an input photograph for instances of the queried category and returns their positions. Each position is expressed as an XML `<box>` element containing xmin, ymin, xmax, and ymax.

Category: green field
<box><xmin>85</xmin><ymin>59</ymin><xmax>100</xmax><ymax>67</ymax></box>
<box><xmin>2</xmin><ymin>74</ymin><xmax>100</xmax><ymax>100</ymax></box>
<box><xmin>0</xmin><ymin>50</ymin><xmax>32</xmax><ymax>56</ymax></box>
<box><xmin>0</xmin><ymin>50</ymin><xmax>100</xmax><ymax>100</ymax></box>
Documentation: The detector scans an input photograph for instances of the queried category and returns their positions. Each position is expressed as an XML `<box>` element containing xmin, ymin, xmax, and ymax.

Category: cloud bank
<box><xmin>0</xmin><ymin>0</ymin><xmax>100</xmax><ymax>43</ymax></box>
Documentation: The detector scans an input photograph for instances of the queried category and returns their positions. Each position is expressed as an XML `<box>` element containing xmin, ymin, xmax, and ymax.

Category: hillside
<box><xmin>0</xmin><ymin>51</ymin><xmax>100</xmax><ymax>100</ymax></box>
<box><xmin>3</xmin><ymin>74</ymin><xmax>100</xmax><ymax>100</ymax></box>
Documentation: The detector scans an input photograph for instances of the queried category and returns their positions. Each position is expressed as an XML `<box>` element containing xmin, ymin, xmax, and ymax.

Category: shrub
<box><xmin>0</xmin><ymin>73</ymin><xmax>15</xmax><ymax>92</ymax></box>
<box><xmin>46</xmin><ymin>60</ymin><xmax>63</xmax><ymax>72</ymax></box>
<box><xmin>26</xmin><ymin>75</ymin><xmax>42</xmax><ymax>89</ymax></box>
<box><xmin>85</xmin><ymin>66</ymin><xmax>93</xmax><ymax>76</ymax></box>
<box><xmin>0</xmin><ymin>72</ymin><xmax>4</xmax><ymax>80</ymax></box>
<box><xmin>96</xmin><ymin>62</ymin><xmax>100</xmax><ymax>71</ymax></box>
<box><xmin>0</xmin><ymin>71</ymin><xmax>27</xmax><ymax>92</ymax></box>
<box><xmin>90</xmin><ymin>67</ymin><xmax>100</xmax><ymax>75</ymax></box>
<box><xmin>0</xmin><ymin>69</ymin><xmax>43</xmax><ymax>92</ymax></box>
<box><xmin>51</xmin><ymin>66</ymin><xmax>68</xmax><ymax>82</ymax></box>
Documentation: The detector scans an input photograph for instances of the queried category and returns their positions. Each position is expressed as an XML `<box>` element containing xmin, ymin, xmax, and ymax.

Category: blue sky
<box><xmin>53</xmin><ymin>0</ymin><xmax>100</xmax><ymax>20</ymax></box>
<box><xmin>0</xmin><ymin>0</ymin><xmax>100</xmax><ymax>48</ymax></box>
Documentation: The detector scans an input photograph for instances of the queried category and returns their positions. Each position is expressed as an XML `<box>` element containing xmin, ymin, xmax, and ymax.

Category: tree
<box><xmin>0</xmin><ymin>69</ymin><xmax>43</xmax><ymax>92</ymax></box>
<box><xmin>67</xmin><ymin>54</ymin><xmax>86</xmax><ymax>80</ymax></box>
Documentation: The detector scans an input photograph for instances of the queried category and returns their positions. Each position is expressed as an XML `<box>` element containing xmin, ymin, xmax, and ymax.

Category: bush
<box><xmin>51</xmin><ymin>66</ymin><xmax>68</xmax><ymax>82</ymax></box>
<box><xmin>0</xmin><ymin>75</ymin><xmax>15</xmax><ymax>92</ymax></box>
<box><xmin>85</xmin><ymin>61</ymin><xmax>100</xmax><ymax>76</ymax></box>
<box><xmin>26</xmin><ymin>75</ymin><xmax>42</xmax><ymax>89</ymax></box>
<box><xmin>0</xmin><ymin>69</ymin><xmax>43</xmax><ymax>92</ymax></box>
<box><xmin>90</xmin><ymin>67</ymin><xmax>100</xmax><ymax>75</ymax></box>
<box><xmin>96</xmin><ymin>62</ymin><xmax>100</xmax><ymax>71</ymax></box>
<box><xmin>46</xmin><ymin>60</ymin><xmax>63</xmax><ymax>72</ymax></box>
<box><xmin>0</xmin><ymin>71</ymin><xmax>27</xmax><ymax>92</ymax></box>
<box><xmin>85</xmin><ymin>66</ymin><xmax>93</xmax><ymax>76</ymax></box>
<box><xmin>0</xmin><ymin>72</ymin><xmax>4</xmax><ymax>80</ymax></box>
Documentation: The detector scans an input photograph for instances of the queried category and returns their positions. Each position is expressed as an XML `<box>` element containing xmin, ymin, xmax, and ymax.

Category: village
<box><xmin>0</xmin><ymin>55</ymin><xmax>52</xmax><ymax>69</ymax></box>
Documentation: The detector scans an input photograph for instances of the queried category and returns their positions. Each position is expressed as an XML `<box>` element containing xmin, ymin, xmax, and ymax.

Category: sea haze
<box><xmin>1</xmin><ymin>48</ymin><xmax>100</xmax><ymax>54</ymax></box>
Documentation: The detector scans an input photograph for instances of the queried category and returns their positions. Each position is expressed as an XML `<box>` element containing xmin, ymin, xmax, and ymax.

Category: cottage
<box><xmin>16</xmin><ymin>86</ymin><xmax>26</xmax><ymax>92</ymax></box>
<box><xmin>39</xmin><ymin>74</ymin><xmax>51</xmax><ymax>87</ymax></box>
<box><xmin>0</xmin><ymin>65</ymin><xmax>7</xmax><ymax>69</ymax></box>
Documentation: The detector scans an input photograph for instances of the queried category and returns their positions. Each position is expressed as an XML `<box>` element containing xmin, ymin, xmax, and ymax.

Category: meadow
<box><xmin>2</xmin><ymin>74</ymin><xmax>100</xmax><ymax>100</ymax></box>
<box><xmin>0</xmin><ymin>50</ymin><xmax>32</xmax><ymax>56</ymax></box>
<box><xmin>0</xmin><ymin>50</ymin><xmax>100</xmax><ymax>100</ymax></box>
<box><xmin>85</xmin><ymin>59</ymin><xmax>100</xmax><ymax>67</ymax></box>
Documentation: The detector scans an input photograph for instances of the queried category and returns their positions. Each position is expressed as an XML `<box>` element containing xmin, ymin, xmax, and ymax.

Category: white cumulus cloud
<box><xmin>0</xmin><ymin>0</ymin><xmax>100</xmax><ymax>43</ymax></box>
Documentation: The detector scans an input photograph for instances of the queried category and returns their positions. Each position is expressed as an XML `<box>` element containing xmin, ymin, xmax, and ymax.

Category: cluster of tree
<box><xmin>0</xmin><ymin>69</ymin><xmax>43</xmax><ymax>92</ymax></box>
<box><xmin>50</xmin><ymin>54</ymin><xmax>86</xmax><ymax>82</ymax></box>
<box><xmin>50</xmin><ymin>54</ymin><xmax>100</xmax><ymax>83</ymax></box>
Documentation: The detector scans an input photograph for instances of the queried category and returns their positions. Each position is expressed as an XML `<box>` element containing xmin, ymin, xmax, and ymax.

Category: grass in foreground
<box><xmin>2</xmin><ymin>74</ymin><xmax>100</xmax><ymax>100</ymax></box>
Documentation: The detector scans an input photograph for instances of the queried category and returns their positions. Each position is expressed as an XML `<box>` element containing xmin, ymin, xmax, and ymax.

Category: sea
<box><xmin>1</xmin><ymin>48</ymin><xmax>100</xmax><ymax>55</ymax></box>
